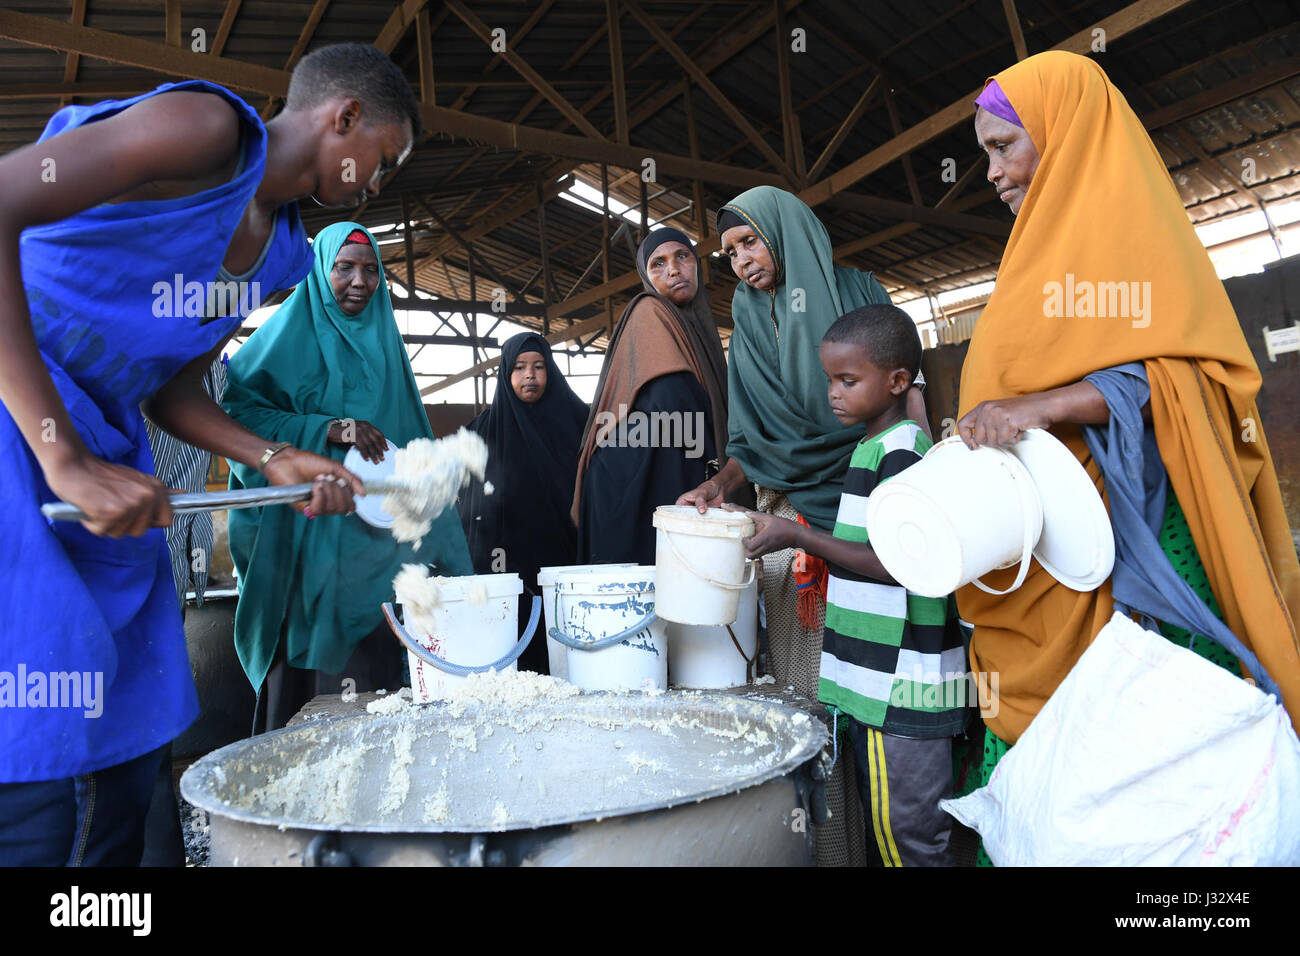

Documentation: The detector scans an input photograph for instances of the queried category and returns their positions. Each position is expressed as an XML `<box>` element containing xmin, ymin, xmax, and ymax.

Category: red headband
<box><xmin>341</xmin><ymin>229</ymin><xmax>371</xmax><ymax>246</ymax></box>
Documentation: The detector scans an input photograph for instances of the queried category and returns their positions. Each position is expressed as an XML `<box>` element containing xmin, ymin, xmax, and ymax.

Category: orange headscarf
<box><xmin>958</xmin><ymin>51</ymin><xmax>1300</xmax><ymax>743</ymax></box>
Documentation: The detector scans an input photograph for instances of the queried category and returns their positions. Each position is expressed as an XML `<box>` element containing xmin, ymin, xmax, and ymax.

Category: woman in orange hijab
<box><xmin>956</xmin><ymin>52</ymin><xmax>1300</xmax><ymax>811</ymax></box>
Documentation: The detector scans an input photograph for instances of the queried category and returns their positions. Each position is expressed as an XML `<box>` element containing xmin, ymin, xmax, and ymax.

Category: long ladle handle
<box><xmin>41</xmin><ymin>482</ymin><xmax>319</xmax><ymax>522</ymax></box>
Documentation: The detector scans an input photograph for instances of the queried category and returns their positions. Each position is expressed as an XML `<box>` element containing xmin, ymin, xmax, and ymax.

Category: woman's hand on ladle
<box><xmin>262</xmin><ymin>447</ymin><xmax>364</xmax><ymax>517</ymax></box>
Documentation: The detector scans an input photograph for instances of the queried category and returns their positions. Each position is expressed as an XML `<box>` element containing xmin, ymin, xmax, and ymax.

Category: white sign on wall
<box><xmin>1263</xmin><ymin>323</ymin><xmax>1300</xmax><ymax>362</ymax></box>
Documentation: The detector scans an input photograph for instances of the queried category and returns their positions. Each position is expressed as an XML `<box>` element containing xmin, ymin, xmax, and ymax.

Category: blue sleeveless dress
<box><xmin>0</xmin><ymin>81</ymin><xmax>311</xmax><ymax>782</ymax></box>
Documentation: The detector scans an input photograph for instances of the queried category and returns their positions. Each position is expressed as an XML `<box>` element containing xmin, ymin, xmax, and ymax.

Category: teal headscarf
<box><xmin>223</xmin><ymin>221</ymin><xmax>472</xmax><ymax>689</ymax></box>
<box><xmin>719</xmin><ymin>186</ymin><xmax>891</xmax><ymax>530</ymax></box>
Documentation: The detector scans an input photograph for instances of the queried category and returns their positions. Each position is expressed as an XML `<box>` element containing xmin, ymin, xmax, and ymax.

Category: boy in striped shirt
<box><xmin>733</xmin><ymin>304</ymin><xmax>968</xmax><ymax>865</ymax></box>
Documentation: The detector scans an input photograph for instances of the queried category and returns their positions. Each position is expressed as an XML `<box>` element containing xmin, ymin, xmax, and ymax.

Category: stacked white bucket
<box><xmin>393</xmin><ymin>572</ymin><xmax>524</xmax><ymax>704</ymax></box>
<box><xmin>546</xmin><ymin>566</ymin><xmax>667</xmax><ymax>691</ymax></box>
<box><xmin>536</xmin><ymin>563</ymin><xmax>634</xmax><ymax>680</ymax></box>
<box><xmin>652</xmin><ymin>506</ymin><xmax>760</xmax><ymax>689</ymax></box>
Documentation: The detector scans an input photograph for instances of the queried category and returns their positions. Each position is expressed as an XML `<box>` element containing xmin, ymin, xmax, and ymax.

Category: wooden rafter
<box><xmin>797</xmin><ymin>0</ymin><xmax>1200</xmax><ymax>210</ymax></box>
<box><xmin>283</xmin><ymin>0</ymin><xmax>330</xmax><ymax>70</ymax></box>
<box><xmin>57</xmin><ymin>0</ymin><xmax>86</xmax><ymax>108</ymax></box>
<box><xmin>419</xmin><ymin>176</ymin><xmax>576</xmax><ymax>275</ymax></box>
<box><xmin>884</xmin><ymin>88</ymin><xmax>924</xmax><ymax>205</ymax></box>
<box><xmin>1001</xmin><ymin>0</ymin><xmax>1030</xmax><ymax>61</ymax></box>
<box><xmin>416</xmin><ymin>5</ymin><xmax>436</xmax><ymax>106</ymax></box>
<box><xmin>439</xmin><ymin>5</ymin><xmax>765</xmax><ymax>204</ymax></box>
<box><xmin>773</xmin><ymin>0</ymin><xmax>800</xmax><ymax>181</ymax></box>
<box><xmin>211</xmin><ymin>0</ymin><xmax>241</xmax><ymax>57</ymax></box>
<box><xmin>261</xmin><ymin>0</ymin><xmax>331</xmax><ymax>119</ymax></box>
<box><xmin>607</xmin><ymin>0</ymin><xmax>629</xmax><ymax>145</ymax></box>
<box><xmin>373</xmin><ymin>0</ymin><xmax>433</xmax><ymax>54</ymax></box>
<box><xmin>834</xmin><ymin>191</ymin><xmax>997</xmax><ymax>259</ymax></box>
<box><xmin>823</xmin><ymin>192</ymin><xmax>1009</xmax><ymax>238</ymax></box>
<box><xmin>805</xmin><ymin>18</ymin><xmax>939</xmax><ymax>121</ymax></box>
<box><xmin>0</xmin><ymin>10</ymin><xmax>773</xmax><ymax>191</ymax></box>
<box><xmin>1142</xmin><ymin>54</ymin><xmax>1300</xmax><ymax>131</ymax></box>
<box><xmin>413</xmin><ymin>5</ymin><xmax>762</xmax><ymax>278</ymax></box>
<box><xmin>623</xmin><ymin>0</ymin><xmax>800</xmax><ymax>186</ymax></box>
<box><xmin>1142</xmin><ymin>21</ymin><xmax>1295</xmax><ymax>91</ymax></box>
<box><xmin>444</xmin><ymin>0</ymin><xmax>604</xmax><ymax>141</ymax></box>
<box><xmin>165</xmin><ymin>0</ymin><xmax>181</xmax><ymax>49</ymax></box>
<box><xmin>445</xmin><ymin>0</ymin><xmax>555</xmax><ymax>112</ymax></box>
<box><xmin>807</xmin><ymin>75</ymin><xmax>883</xmax><ymax>182</ymax></box>
<box><xmin>683</xmin><ymin>84</ymin><xmax>710</xmax><ymax>284</ymax></box>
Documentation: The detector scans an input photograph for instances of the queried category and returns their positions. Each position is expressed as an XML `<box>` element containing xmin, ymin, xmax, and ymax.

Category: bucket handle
<box><xmin>382</xmin><ymin>595</ymin><xmax>541</xmax><ymax>677</ymax></box>
<box><xmin>725</xmin><ymin>623</ymin><xmax>757</xmax><ymax>682</ymax></box>
<box><xmin>971</xmin><ymin>453</ymin><xmax>1039</xmax><ymax>597</ymax></box>
<box><xmin>549</xmin><ymin>606</ymin><xmax>660</xmax><ymax>652</ymax></box>
<box><xmin>662</xmin><ymin>529</ymin><xmax>758</xmax><ymax>591</ymax></box>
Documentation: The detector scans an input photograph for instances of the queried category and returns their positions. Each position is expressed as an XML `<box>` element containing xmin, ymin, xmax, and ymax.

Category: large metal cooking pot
<box><xmin>181</xmin><ymin>690</ymin><xmax>829</xmax><ymax>866</ymax></box>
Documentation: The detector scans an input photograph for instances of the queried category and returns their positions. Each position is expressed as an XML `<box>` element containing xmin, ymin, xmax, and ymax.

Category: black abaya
<box><xmin>457</xmin><ymin>333</ymin><xmax>589</xmax><ymax>673</ymax></box>
<box><xmin>577</xmin><ymin>371</ymin><xmax>717</xmax><ymax>566</ymax></box>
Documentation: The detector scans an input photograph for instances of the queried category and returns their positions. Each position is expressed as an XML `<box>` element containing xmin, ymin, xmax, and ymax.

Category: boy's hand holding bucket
<box><xmin>722</xmin><ymin>503</ymin><xmax>799</xmax><ymax>558</ymax></box>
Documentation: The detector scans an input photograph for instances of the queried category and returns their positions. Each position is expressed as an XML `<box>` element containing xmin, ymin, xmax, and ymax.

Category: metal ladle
<box><xmin>41</xmin><ymin>472</ymin><xmax>455</xmax><ymax>523</ymax></box>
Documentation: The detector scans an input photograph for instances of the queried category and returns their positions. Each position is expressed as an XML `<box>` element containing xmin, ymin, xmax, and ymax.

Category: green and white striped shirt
<box><xmin>818</xmin><ymin>420</ymin><xmax>970</xmax><ymax>737</ymax></box>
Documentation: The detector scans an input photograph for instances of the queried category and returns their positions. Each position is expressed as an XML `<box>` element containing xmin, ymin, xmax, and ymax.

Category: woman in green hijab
<box><xmin>224</xmin><ymin>221</ymin><xmax>472</xmax><ymax>731</ymax></box>
<box><xmin>679</xmin><ymin>186</ymin><xmax>928</xmax><ymax>866</ymax></box>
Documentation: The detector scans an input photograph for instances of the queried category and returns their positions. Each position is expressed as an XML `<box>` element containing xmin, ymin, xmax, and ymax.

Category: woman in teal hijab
<box><xmin>224</xmin><ymin>221</ymin><xmax>472</xmax><ymax>731</ymax></box>
<box><xmin>679</xmin><ymin>186</ymin><xmax>928</xmax><ymax>867</ymax></box>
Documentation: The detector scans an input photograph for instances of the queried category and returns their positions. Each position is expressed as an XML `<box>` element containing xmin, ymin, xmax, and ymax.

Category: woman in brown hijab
<box><xmin>573</xmin><ymin>227</ymin><xmax>729</xmax><ymax>564</ymax></box>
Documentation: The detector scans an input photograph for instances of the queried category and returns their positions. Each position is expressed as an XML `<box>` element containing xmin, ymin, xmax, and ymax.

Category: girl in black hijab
<box><xmin>457</xmin><ymin>332</ymin><xmax>589</xmax><ymax>673</ymax></box>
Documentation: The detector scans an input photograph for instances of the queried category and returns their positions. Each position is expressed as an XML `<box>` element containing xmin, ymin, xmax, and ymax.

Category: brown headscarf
<box><xmin>957</xmin><ymin>51</ymin><xmax>1300</xmax><ymax>743</ymax></box>
<box><xmin>572</xmin><ymin>227</ymin><xmax>729</xmax><ymax>522</ymax></box>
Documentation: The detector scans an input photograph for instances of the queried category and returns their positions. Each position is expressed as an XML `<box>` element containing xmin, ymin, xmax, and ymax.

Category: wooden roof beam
<box><xmin>261</xmin><ymin>0</ymin><xmax>331</xmax><ymax>119</ymax></box>
<box><xmin>58</xmin><ymin>0</ymin><xmax>87</xmax><ymax>108</ymax></box>
<box><xmin>796</xmin><ymin>0</ymin><xmax>1200</xmax><ymax>211</ymax></box>
<box><xmin>607</xmin><ymin>0</ymin><xmax>630</xmax><ymax>145</ymax></box>
<box><xmin>833</xmin><ymin>189</ymin><xmax>997</xmax><ymax>259</ymax></box>
<box><xmin>772</xmin><ymin>0</ymin><xmax>802</xmax><ymax>184</ymax></box>
<box><xmin>0</xmin><ymin>11</ymin><xmax>774</xmax><ymax>191</ymax></box>
<box><xmin>0</xmin><ymin>9</ymin><xmax>291</xmax><ymax>96</ymax></box>
<box><xmin>820</xmin><ymin>192</ymin><xmax>1010</xmax><ymax>238</ymax></box>
<box><xmin>414</xmin><ymin>175</ymin><xmax>576</xmax><ymax>280</ymax></box>
<box><xmin>165</xmin><ymin>0</ymin><xmax>181</xmax><ymax>49</ymax></box>
<box><xmin>416</xmin><ymin>5</ymin><xmax>436</xmax><ymax>106</ymax></box>
<box><xmin>807</xmin><ymin>75</ymin><xmax>884</xmax><ymax>183</ymax></box>
<box><xmin>435</xmin><ymin>5</ymin><xmax>765</xmax><ymax>226</ymax></box>
<box><xmin>624</xmin><ymin>0</ymin><xmax>800</xmax><ymax>186</ymax></box>
<box><xmin>1001</xmin><ymin>0</ymin><xmax>1030</xmax><ymax>61</ymax></box>
<box><xmin>445</xmin><ymin>0</ymin><xmax>558</xmax><ymax>111</ymax></box>
<box><xmin>1141</xmin><ymin>54</ymin><xmax>1300</xmax><ymax>131</ymax></box>
<box><xmin>373</xmin><ymin>0</ymin><xmax>433</xmax><ymax>54</ymax></box>
<box><xmin>444</xmin><ymin>0</ymin><xmax>604</xmax><ymax>141</ymax></box>
<box><xmin>211</xmin><ymin>0</ymin><xmax>241</xmax><ymax>57</ymax></box>
<box><xmin>884</xmin><ymin>88</ymin><xmax>924</xmax><ymax>205</ymax></box>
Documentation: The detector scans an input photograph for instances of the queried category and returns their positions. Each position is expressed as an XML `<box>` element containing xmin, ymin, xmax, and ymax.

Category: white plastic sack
<box><xmin>942</xmin><ymin>610</ymin><xmax>1300</xmax><ymax>865</ymax></box>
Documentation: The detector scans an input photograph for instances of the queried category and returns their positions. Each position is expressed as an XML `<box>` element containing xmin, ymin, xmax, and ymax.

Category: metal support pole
<box><xmin>537</xmin><ymin>179</ymin><xmax>553</xmax><ymax>336</ymax></box>
<box><xmin>602</xmin><ymin>162</ymin><xmax>613</xmax><ymax>330</ymax></box>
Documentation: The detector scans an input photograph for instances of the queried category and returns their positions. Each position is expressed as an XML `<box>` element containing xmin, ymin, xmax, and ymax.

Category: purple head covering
<box><xmin>974</xmin><ymin>79</ymin><xmax>1023</xmax><ymax>129</ymax></box>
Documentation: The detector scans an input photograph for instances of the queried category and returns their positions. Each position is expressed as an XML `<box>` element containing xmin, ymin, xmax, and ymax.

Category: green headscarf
<box><xmin>223</xmin><ymin>221</ymin><xmax>472</xmax><ymax>689</ymax></box>
<box><xmin>719</xmin><ymin>186</ymin><xmax>891</xmax><ymax>530</ymax></box>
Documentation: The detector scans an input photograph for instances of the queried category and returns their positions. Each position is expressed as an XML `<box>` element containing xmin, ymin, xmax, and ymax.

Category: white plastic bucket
<box><xmin>864</xmin><ymin>436</ymin><xmax>1044</xmax><ymax>599</ymax></box>
<box><xmin>393</xmin><ymin>572</ymin><xmax>523</xmax><ymax>704</ymax></box>
<box><xmin>652</xmin><ymin>506</ymin><xmax>757</xmax><ymax>626</ymax></box>
<box><xmin>667</xmin><ymin>576</ymin><xmax>759</xmax><ymax>689</ymax></box>
<box><xmin>537</xmin><ymin>563</ymin><xmax>635</xmax><ymax>680</ymax></box>
<box><xmin>551</xmin><ymin>566</ymin><xmax>666</xmax><ymax>691</ymax></box>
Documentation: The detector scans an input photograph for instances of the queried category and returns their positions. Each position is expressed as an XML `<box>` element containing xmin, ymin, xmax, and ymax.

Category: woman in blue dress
<box><xmin>0</xmin><ymin>44</ymin><xmax>420</xmax><ymax>865</ymax></box>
